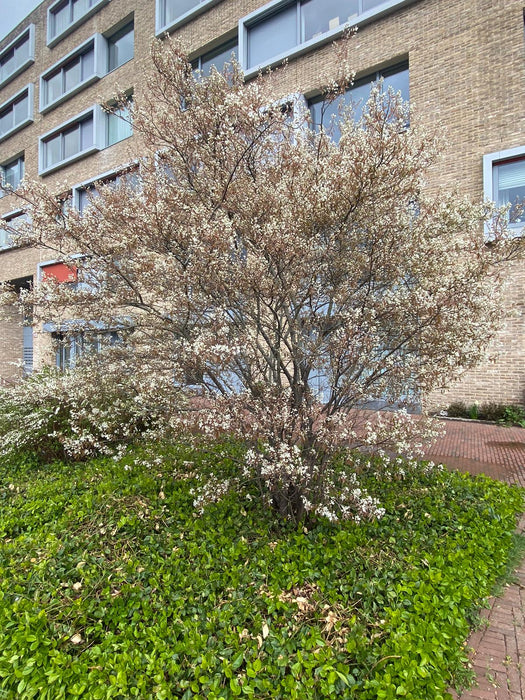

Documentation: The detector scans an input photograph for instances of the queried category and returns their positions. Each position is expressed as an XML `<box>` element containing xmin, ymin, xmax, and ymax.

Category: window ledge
<box><xmin>47</xmin><ymin>0</ymin><xmax>110</xmax><ymax>48</ymax></box>
<box><xmin>155</xmin><ymin>0</ymin><xmax>223</xmax><ymax>36</ymax></box>
<box><xmin>39</xmin><ymin>145</ymin><xmax>100</xmax><ymax>176</ymax></box>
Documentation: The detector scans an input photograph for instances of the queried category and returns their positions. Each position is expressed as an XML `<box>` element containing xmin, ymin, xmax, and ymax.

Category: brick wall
<box><xmin>0</xmin><ymin>0</ymin><xmax>523</xmax><ymax>404</ymax></box>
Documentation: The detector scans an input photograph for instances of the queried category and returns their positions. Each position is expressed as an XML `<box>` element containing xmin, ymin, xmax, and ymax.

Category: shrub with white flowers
<box><xmin>1</xmin><ymin>35</ymin><xmax>521</xmax><ymax>521</ymax></box>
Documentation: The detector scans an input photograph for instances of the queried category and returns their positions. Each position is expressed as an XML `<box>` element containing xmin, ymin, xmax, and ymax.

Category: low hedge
<box><xmin>0</xmin><ymin>444</ymin><xmax>522</xmax><ymax>699</ymax></box>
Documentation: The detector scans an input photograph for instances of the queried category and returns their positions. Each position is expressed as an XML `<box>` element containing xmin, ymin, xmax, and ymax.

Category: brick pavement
<box><xmin>424</xmin><ymin>419</ymin><xmax>525</xmax><ymax>699</ymax></box>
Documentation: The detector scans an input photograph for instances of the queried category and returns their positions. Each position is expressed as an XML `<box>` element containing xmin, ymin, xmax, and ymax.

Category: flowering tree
<box><xmin>1</xmin><ymin>38</ymin><xmax>521</xmax><ymax>522</ymax></box>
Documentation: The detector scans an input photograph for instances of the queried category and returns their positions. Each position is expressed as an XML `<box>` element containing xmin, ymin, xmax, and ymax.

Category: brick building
<box><xmin>0</xmin><ymin>0</ymin><xmax>523</xmax><ymax>406</ymax></box>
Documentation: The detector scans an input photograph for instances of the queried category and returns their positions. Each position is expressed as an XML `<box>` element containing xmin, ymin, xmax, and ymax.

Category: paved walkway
<box><xmin>424</xmin><ymin>419</ymin><xmax>525</xmax><ymax>699</ymax></box>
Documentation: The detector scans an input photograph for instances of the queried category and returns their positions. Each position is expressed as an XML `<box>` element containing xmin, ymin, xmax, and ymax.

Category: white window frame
<box><xmin>239</xmin><ymin>0</ymin><xmax>417</xmax><ymax>78</ymax></box>
<box><xmin>39</xmin><ymin>34</ymin><xmax>107</xmax><ymax>113</ymax></box>
<box><xmin>0</xmin><ymin>24</ymin><xmax>35</xmax><ymax>89</ymax></box>
<box><xmin>0</xmin><ymin>153</ymin><xmax>25</xmax><ymax>197</ymax></box>
<box><xmin>0</xmin><ymin>208</ymin><xmax>27</xmax><ymax>251</ymax></box>
<box><xmin>38</xmin><ymin>106</ymin><xmax>103</xmax><ymax>176</ymax></box>
<box><xmin>483</xmin><ymin>145</ymin><xmax>525</xmax><ymax>234</ymax></box>
<box><xmin>47</xmin><ymin>0</ymin><xmax>110</xmax><ymax>48</ymax></box>
<box><xmin>0</xmin><ymin>84</ymin><xmax>34</xmax><ymax>143</ymax></box>
<box><xmin>155</xmin><ymin>0</ymin><xmax>223</xmax><ymax>37</ymax></box>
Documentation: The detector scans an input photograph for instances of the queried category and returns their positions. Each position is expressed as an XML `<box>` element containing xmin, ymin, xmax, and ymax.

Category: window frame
<box><xmin>40</xmin><ymin>34</ymin><xmax>106</xmax><ymax>113</ymax></box>
<box><xmin>47</xmin><ymin>0</ymin><xmax>110</xmax><ymax>48</ymax></box>
<box><xmin>0</xmin><ymin>24</ymin><xmax>35</xmax><ymax>89</ymax></box>
<box><xmin>0</xmin><ymin>153</ymin><xmax>25</xmax><ymax>197</ymax></box>
<box><xmin>483</xmin><ymin>146</ymin><xmax>525</xmax><ymax>234</ymax></box>
<box><xmin>0</xmin><ymin>84</ymin><xmax>34</xmax><ymax>143</ymax></box>
<box><xmin>239</xmin><ymin>0</ymin><xmax>417</xmax><ymax>77</ymax></box>
<box><xmin>155</xmin><ymin>0</ymin><xmax>223</xmax><ymax>37</ymax></box>
<box><xmin>38</xmin><ymin>106</ymin><xmax>102</xmax><ymax>176</ymax></box>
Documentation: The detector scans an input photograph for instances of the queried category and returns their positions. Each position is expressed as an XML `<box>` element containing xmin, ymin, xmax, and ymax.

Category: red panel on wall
<box><xmin>41</xmin><ymin>262</ymin><xmax>77</xmax><ymax>283</ymax></box>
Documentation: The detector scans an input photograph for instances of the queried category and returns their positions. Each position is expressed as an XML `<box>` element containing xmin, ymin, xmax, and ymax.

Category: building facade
<box><xmin>0</xmin><ymin>0</ymin><xmax>524</xmax><ymax>406</ymax></box>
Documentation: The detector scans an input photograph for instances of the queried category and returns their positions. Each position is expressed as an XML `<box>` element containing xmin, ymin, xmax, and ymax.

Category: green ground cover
<box><xmin>0</xmin><ymin>443</ymin><xmax>522</xmax><ymax>699</ymax></box>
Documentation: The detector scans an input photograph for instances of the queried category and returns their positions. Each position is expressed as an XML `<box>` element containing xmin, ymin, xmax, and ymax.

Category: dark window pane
<box><xmin>52</xmin><ymin>2</ymin><xmax>70</xmax><ymax>36</ymax></box>
<box><xmin>80</xmin><ymin>116</ymin><xmax>94</xmax><ymax>149</ymax></box>
<box><xmin>45</xmin><ymin>134</ymin><xmax>62</xmax><ymax>167</ymax></box>
<box><xmin>72</xmin><ymin>0</ymin><xmax>89</xmax><ymax>22</ymax></box>
<box><xmin>0</xmin><ymin>109</ymin><xmax>13</xmax><ymax>136</ymax></box>
<box><xmin>46</xmin><ymin>70</ymin><xmax>63</xmax><ymax>102</ymax></box>
<box><xmin>108</xmin><ymin>24</ymin><xmax>134</xmax><ymax>71</ymax></box>
<box><xmin>247</xmin><ymin>5</ymin><xmax>297</xmax><ymax>69</ymax></box>
<box><xmin>199</xmin><ymin>39</ymin><xmax>237</xmax><ymax>75</ymax></box>
<box><xmin>81</xmin><ymin>47</ymin><xmax>95</xmax><ymax>79</ymax></box>
<box><xmin>64</xmin><ymin>57</ymin><xmax>81</xmax><ymax>92</ymax></box>
<box><xmin>13</xmin><ymin>94</ymin><xmax>29</xmax><ymax>126</ymax></box>
<box><xmin>63</xmin><ymin>125</ymin><xmax>80</xmax><ymax>159</ymax></box>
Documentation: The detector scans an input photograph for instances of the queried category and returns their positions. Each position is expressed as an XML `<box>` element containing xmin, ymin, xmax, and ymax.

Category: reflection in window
<box><xmin>0</xmin><ymin>88</ymin><xmax>32</xmax><ymax>140</ymax></box>
<box><xmin>49</xmin><ymin>0</ymin><xmax>104</xmax><ymax>42</ymax></box>
<box><xmin>192</xmin><ymin>39</ymin><xmax>238</xmax><ymax>75</ymax></box>
<box><xmin>248</xmin><ymin>5</ymin><xmax>297</xmax><ymax>69</ymax></box>
<box><xmin>106</xmin><ymin>99</ymin><xmax>133</xmax><ymax>146</ymax></box>
<box><xmin>246</xmin><ymin>0</ymin><xmax>399</xmax><ymax>71</ymax></box>
<box><xmin>309</xmin><ymin>62</ymin><xmax>409</xmax><ymax>140</ymax></box>
<box><xmin>301</xmin><ymin>0</ymin><xmax>358</xmax><ymax>42</ymax></box>
<box><xmin>0</xmin><ymin>28</ymin><xmax>32</xmax><ymax>85</ymax></box>
<box><xmin>160</xmin><ymin>0</ymin><xmax>208</xmax><ymax>27</ymax></box>
<box><xmin>1</xmin><ymin>155</ymin><xmax>24</xmax><ymax>193</ymax></box>
<box><xmin>108</xmin><ymin>22</ymin><xmax>134</xmax><ymax>71</ymax></box>
<box><xmin>43</xmin><ymin>44</ymin><xmax>95</xmax><ymax>107</ymax></box>
<box><xmin>43</xmin><ymin>115</ymin><xmax>94</xmax><ymax>169</ymax></box>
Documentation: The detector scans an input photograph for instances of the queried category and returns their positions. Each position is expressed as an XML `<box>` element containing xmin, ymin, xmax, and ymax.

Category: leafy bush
<box><xmin>445</xmin><ymin>401</ymin><xmax>525</xmax><ymax>426</ymax></box>
<box><xmin>0</xmin><ymin>357</ymin><xmax>179</xmax><ymax>463</ymax></box>
<box><xmin>446</xmin><ymin>402</ymin><xmax>469</xmax><ymax>418</ymax></box>
<box><xmin>0</xmin><ymin>443</ymin><xmax>521</xmax><ymax>699</ymax></box>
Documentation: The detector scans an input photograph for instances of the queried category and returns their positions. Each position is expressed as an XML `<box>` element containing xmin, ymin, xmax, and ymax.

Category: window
<box><xmin>0</xmin><ymin>25</ymin><xmax>35</xmax><ymax>88</ymax></box>
<box><xmin>241</xmin><ymin>0</ymin><xmax>413</xmax><ymax>74</ymax></box>
<box><xmin>74</xmin><ymin>167</ymin><xmax>139</xmax><ymax>213</ymax></box>
<box><xmin>484</xmin><ymin>147</ymin><xmax>525</xmax><ymax>230</ymax></box>
<box><xmin>1</xmin><ymin>155</ymin><xmax>24</xmax><ymax>195</ymax></box>
<box><xmin>156</xmin><ymin>0</ymin><xmax>221</xmax><ymax>35</ymax></box>
<box><xmin>47</xmin><ymin>0</ymin><xmax>110</xmax><ymax>46</ymax></box>
<box><xmin>106</xmin><ymin>98</ymin><xmax>133</xmax><ymax>146</ymax></box>
<box><xmin>308</xmin><ymin>62</ymin><xmax>409</xmax><ymax>139</ymax></box>
<box><xmin>0</xmin><ymin>85</ymin><xmax>34</xmax><ymax>142</ymax></box>
<box><xmin>40</xmin><ymin>108</ymin><xmax>98</xmax><ymax>175</ymax></box>
<box><xmin>54</xmin><ymin>330</ymin><xmax>119</xmax><ymax>369</ymax></box>
<box><xmin>192</xmin><ymin>38</ymin><xmax>238</xmax><ymax>75</ymax></box>
<box><xmin>108</xmin><ymin>22</ymin><xmax>134</xmax><ymax>71</ymax></box>
<box><xmin>0</xmin><ymin>211</ymin><xmax>27</xmax><ymax>251</ymax></box>
<box><xmin>40</xmin><ymin>38</ymin><xmax>99</xmax><ymax>112</ymax></box>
